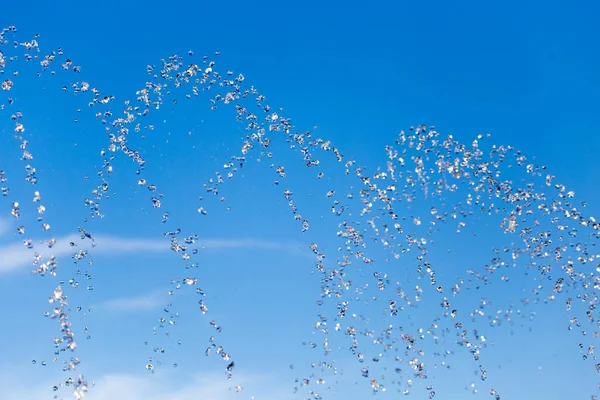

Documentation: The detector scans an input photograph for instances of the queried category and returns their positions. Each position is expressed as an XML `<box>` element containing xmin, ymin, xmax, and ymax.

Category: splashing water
<box><xmin>1</xmin><ymin>26</ymin><xmax>599</xmax><ymax>399</ymax></box>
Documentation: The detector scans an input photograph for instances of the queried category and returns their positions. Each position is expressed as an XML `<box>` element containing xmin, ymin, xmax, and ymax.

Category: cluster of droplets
<box><xmin>0</xmin><ymin>26</ymin><xmax>93</xmax><ymax>399</ymax></box>
<box><xmin>2</xmin><ymin>24</ymin><xmax>600</xmax><ymax>400</ymax></box>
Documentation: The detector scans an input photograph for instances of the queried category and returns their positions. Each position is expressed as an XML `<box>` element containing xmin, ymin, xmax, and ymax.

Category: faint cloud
<box><xmin>89</xmin><ymin>371</ymin><xmax>255</xmax><ymax>400</ymax></box>
<box><xmin>0</xmin><ymin>234</ymin><xmax>310</xmax><ymax>275</ymax></box>
<box><xmin>0</xmin><ymin>369</ymin><xmax>287</xmax><ymax>400</ymax></box>
<box><xmin>0</xmin><ymin>217</ymin><xmax>11</xmax><ymax>237</ymax></box>
<box><xmin>94</xmin><ymin>289</ymin><xmax>167</xmax><ymax>313</ymax></box>
<box><xmin>199</xmin><ymin>238</ymin><xmax>308</xmax><ymax>255</ymax></box>
<box><xmin>0</xmin><ymin>234</ymin><xmax>168</xmax><ymax>275</ymax></box>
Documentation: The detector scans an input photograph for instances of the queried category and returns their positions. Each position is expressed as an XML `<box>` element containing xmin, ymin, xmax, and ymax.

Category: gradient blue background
<box><xmin>1</xmin><ymin>1</ymin><xmax>599</xmax><ymax>399</ymax></box>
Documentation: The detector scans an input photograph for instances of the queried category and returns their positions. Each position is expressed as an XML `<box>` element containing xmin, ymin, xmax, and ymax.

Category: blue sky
<box><xmin>1</xmin><ymin>1</ymin><xmax>600</xmax><ymax>399</ymax></box>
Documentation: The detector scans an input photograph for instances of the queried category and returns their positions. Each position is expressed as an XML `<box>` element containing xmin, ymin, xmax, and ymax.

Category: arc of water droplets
<box><xmin>2</xmin><ymin>25</ymin><xmax>599</xmax><ymax>399</ymax></box>
<box><xmin>0</xmin><ymin>26</ymin><xmax>90</xmax><ymax>399</ymax></box>
<box><xmin>94</xmin><ymin>57</ymin><xmax>600</xmax><ymax>396</ymax></box>
<box><xmin>127</xmin><ymin>58</ymin><xmax>600</xmax><ymax>397</ymax></box>
<box><xmin>0</xmin><ymin>35</ymin><xmax>281</xmax><ymax>393</ymax></box>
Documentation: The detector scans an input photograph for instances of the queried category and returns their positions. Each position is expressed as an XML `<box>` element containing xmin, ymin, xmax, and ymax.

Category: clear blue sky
<box><xmin>1</xmin><ymin>1</ymin><xmax>599</xmax><ymax>399</ymax></box>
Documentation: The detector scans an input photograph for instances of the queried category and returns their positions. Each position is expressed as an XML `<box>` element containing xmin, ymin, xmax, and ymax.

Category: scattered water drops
<box><xmin>2</xmin><ymin>26</ymin><xmax>598</xmax><ymax>400</ymax></box>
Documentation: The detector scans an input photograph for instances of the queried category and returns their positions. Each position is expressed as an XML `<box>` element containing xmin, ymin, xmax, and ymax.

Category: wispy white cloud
<box><xmin>0</xmin><ymin>234</ymin><xmax>167</xmax><ymax>275</ymax></box>
<box><xmin>198</xmin><ymin>238</ymin><xmax>309</xmax><ymax>256</ymax></box>
<box><xmin>0</xmin><ymin>369</ymin><xmax>289</xmax><ymax>400</ymax></box>
<box><xmin>94</xmin><ymin>289</ymin><xmax>167</xmax><ymax>313</ymax></box>
<box><xmin>88</xmin><ymin>371</ymin><xmax>264</xmax><ymax>400</ymax></box>
<box><xmin>0</xmin><ymin>234</ymin><xmax>310</xmax><ymax>275</ymax></box>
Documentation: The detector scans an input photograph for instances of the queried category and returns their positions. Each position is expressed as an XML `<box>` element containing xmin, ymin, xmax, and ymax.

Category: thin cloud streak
<box><xmin>94</xmin><ymin>289</ymin><xmax>167</xmax><ymax>313</ymax></box>
<box><xmin>0</xmin><ymin>369</ymin><xmax>288</xmax><ymax>400</ymax></box>
<box><xmin>0</xmin><ymin>233</ymin><xmax>165</xmax><ymax>274</ymax></box>
<box><xmin>0</xmin><ymin>234</ymin><xmax>310</xmax><ymax>275</ymax></box>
